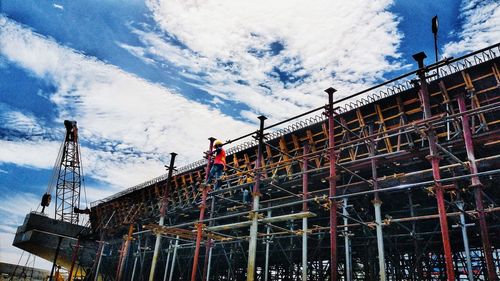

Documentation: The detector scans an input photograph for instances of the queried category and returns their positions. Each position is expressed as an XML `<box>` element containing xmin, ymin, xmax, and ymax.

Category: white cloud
<box><xmin>0</xmin><ymin>16</ymin><xmax>254</xmax><ymax>186</ymax></box>
<box><xmin>53</xmin><ymin>4</ymin><xmax>64</xmax><ymax>11</ymax></box>
<box><xmin>443</xmin><ymin>0</ymin><xmax>500</xmax><ymax>57</ymax></box>
<box><xmin>0</xmin><ymin>140</ymin><xmax>60</xmax><ymax>169</ymax></box>
<box><xmin>0</xmin><ymin>104</ymin><xmax>47</xmax><ymax>137</ymax></box>
<box><xmin>137</xmin><ymin>0</ymin><xmax>403</xmax><ymax>120</ymax></box>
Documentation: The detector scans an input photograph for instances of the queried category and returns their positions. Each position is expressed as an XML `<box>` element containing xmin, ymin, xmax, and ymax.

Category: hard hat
<box><xmin>214</xmin><ymin>139</ymin><xmax>223</xmax><ymax>147</ymax></box>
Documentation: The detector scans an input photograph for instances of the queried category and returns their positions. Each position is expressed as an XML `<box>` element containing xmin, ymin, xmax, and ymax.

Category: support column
<box><xmin>369</xmin><ymin>125</ymin><xmax>386</xmax><ymax>281</ymax></box>
<box><xmin>456</xmin><ymin>201</ymin><xmax>474</xmax><ymax>281</ymax></box>
<box><xmin>457</xmin><ymin>92</ymin><xmax>497</xmax><ymax>280</ymax></box>
<box><xmin>342</xmin><ymin>198</ymin><xmax>352</xmax><ymax>281</ymax></box>
<box><xmin>116</xmin><ymin>224</ymin><xmax>134</xmax><ymax>281</ymax></box>
<box><xmin>264</xmin><ymin>210</ymin><xmax>272</xmax><ymax>281</ymax></box>
<box><xmin>247</xmin><ymin>115</ymin><xmax>267</xmax><ymax>281</ymax></box>
<box><xmin>325</xmin><ymin>87</ymin><xmax>338</xmax><ymax>281</ymax></box>
<box><xmin>302</xmin><ymin>143</ymin><xmax>309</xmax><ymax>281</ymax></box>
<box><xmin>130</xmin><ymin>248</ymin><xmax>139</xmax><ymax>281</ymax></box>
<box><xmin>168</xmin><ymin>236</ymin><xmax>180</xmax><ymax>281</ymax></box>
<box><xmin>191</xmin><ymin>138</ymin><xmax>216</xmax><ymax>281</ymax></box>
<box><xmin>93</xmin><ymin>240</ymin><xmax>105</xmax><ymax>281</ymax></box>
<box><xmin>202</xmin><ymin>194</ymin><xmax>217</xmax><ymax>281</ymax></box>
<box><xmin>68</xmin><ymin>238</ymin><xmax>81</xmax><ymax>281</ymax></box>
<box><xmin>49</xmin><ymin>237</ymin><xmax>63</xmax><ymax>281</ymax></box>
<box><xmin>162</xmin><ymin>241</ymin><xmax>173</xmax><ymax>281</ymax></box>
<box><xmin>413</xmin><ymin>52</ymin><xmax>455</xmax><ymax>281</ymax></box>
<box><xmin>150</xmin><ymin>153</ymin><xmax>177</xmax><ymax>281</ymax></box>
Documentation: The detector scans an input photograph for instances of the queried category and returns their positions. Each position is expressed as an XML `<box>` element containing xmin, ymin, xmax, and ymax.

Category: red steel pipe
<box><xmin>67</xmin><ymin>239</ymin><xmax>80</xmax><ymax>281</ymax></box>
<box><xmin>413</xmin><ymin>52</ymin><xmax>455</xmax><ymax>281</ymax></box>
<box><xmin>191</xmin><ymin>138</ymin><xmax>215</xmax><ymax>281</ymax></box>
<box><xmin>325</xmin><ymin>87</ymin><xmax>338</xmax><ymax>281</ymax></box>
<box><xmin>457</xmin><ymin>92</ymin><xmax>497</xmax><ymax>280</ymax></box>
<box><xmin>303</xmin><ymin>143</ymin><xmax>309</xmax><ymax>212</ymax></box>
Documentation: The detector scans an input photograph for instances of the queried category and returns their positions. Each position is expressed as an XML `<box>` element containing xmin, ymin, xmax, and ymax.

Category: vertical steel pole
<box><xmin>302</xmin><ymin>143</ymin><xmax>309</xmax><ymax>281</ymax></box>
<box><xmin>67</xmin><ymin>238</ymin><xmax>80</xmax><ymax>281</ymax></box>
<box><xmin>413</xmin><ymin>52</ymin><xmax>455</xmax><ymax>281</ymax></box>
<box><xmin>191</xmin><ymin>138</ymin><xmax>215</xmax><ymax>281</ymax></box>
<box><xmin>264</xmin><ymin>210</ymin><xmax>272</xmax><ymax>281</ymax></box>
<box><xmin>94</xmin><ymin>241</ymin><xmax>105</xmax><ymax>281</ymax></box>
<box><xmin>457</xmin><ymin>92</ymin><xmax>497</xmax><ymax>280</ymax></box>
<box><xmin>169</xmin><ymin>236</ymin><xmax>180</xmax><ymax>281</ymax></box>
<box><xmin>325</xmin><ymin>87</ymin><xmax>338</xmax><ymax>281</ymax></box>
<box><xmin>117</xmin><ymin>224</ymin><xmax>134</xmax><ymax>281</ymax></box>
<box><xmin>456</xmin><ymin>201</ymin><xmax>474</xmax><ymax>281</ymax></box>
<box><xmin>369</xmin><ymin>125</ymin><xmax>386</xmax><ymax>281</ymax></box>
<box><xmin>202</xmin><ymin>195</ymin><xmax>217</xmax><ymax>280</ymax></box>
<box><xmin>408</xmin><ymin>192</ymin><xmax>423</xmax><ymax>280</ymax></box>
<box><xmin>150</xmin><ymin>153</ymin><xmax>177</xmax><ymax>281</ymax></box>
<box><xmin>247</xmin><ymin>115</ymin><xmax>267</xmax><ymax>281</ymax></box>
<box><xmin>49</xmin><ymin>237</ymin><xmax>63</xmax><ymax>281</ymax></box>
<box><xmin>131</xmin><ymin>252</ymin><xmax>139</xmax><ymax>281</ymax></box>
<box><xmin>163</xmin><ymin>241</ymin><xmax>173</xmax><ymax>281</ymax></box>
<box><xmin>343</xmin><ymin>198</ymin><xmax>352</xmax><ymax>281</ymax></box>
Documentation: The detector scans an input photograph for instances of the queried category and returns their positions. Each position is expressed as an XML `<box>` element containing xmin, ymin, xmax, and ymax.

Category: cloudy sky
<box><xmin>0</xmin><ymin>0</ymin><xmax>498</xmax><ymax>270</ymax></box>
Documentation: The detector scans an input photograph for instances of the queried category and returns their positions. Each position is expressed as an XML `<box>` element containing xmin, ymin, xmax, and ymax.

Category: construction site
<box><xmin>10</xmin><ymin>42</ymin><xmax>500</xmax><ymax>281</ymax></box>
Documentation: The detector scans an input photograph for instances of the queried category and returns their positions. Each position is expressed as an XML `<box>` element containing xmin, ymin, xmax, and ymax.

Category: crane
<box><xmin>40</xmin><ymin>120</ymin><xmax>88</xmax><ymax>224</ymax></box>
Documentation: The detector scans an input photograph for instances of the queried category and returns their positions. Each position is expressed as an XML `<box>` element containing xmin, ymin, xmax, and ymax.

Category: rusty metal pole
<box><xmin>325</xmin><ymin>87</ymin><xmax>338</xmax><ymax>281</ymax></box>
<box><xmin>49</xmin><ymin>237</ymin><xmax>63</xmax><ymax>281</ymax></box>
<box><xmin>117</xmin><ymin>224</ymin><xmax>134</xmax><ymax>281</ymax></box>
<box><xmin>149</xmin><ymin>153</ymin><xmax>177</xmax><ymax>281</ymax></box>
<box><xmin>369</xmin><ymin>125</ymin><xmax>386</xmax><ymax>281</ymax></box>
<box><xmin>457</xmin><ymin>92</ymin><xmax>497</xmax><ymax>280</ymax></box>
<box><xmin>67</xmin><ymin>238</ymin><xmax>81</xmax><ymax>281</ymax></box>
<box><xmin>412</xmin><ymin>52</ymin><xmax>455</xmax><ymax>281</ymax></box>
<box><xmin>202</xmin><ymin>195</ymin><xmax>216</xmax><ymax>280</ymax></box>
<box><xmin>191</xmin><ymin>138</ymin><xmax>215</xmax><ymax>281</ymax></box>
<box><xmin>247</xmin><ymin>115</ymin><xmax>267</xmax><ymax>281</ymax></box>
<box><xmin>302</xmin><ymin>142</ymin><xmax>309</xmax><ymax>281</ymax></box>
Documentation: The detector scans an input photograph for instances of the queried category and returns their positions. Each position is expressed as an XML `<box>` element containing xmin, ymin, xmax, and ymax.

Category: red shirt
<box><xmin>214</xmin><ymin>148</ymin><xmax>226</xmax><ymax>166</ymax></box>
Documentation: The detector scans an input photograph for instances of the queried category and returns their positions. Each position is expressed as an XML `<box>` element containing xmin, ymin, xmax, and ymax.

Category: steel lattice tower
<box><xmin>55</xmin><ymin>120</ymin><xmax>81</xmax><ymax>224</ymax></box>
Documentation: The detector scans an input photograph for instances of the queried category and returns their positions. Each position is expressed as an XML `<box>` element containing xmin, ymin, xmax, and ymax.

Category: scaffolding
<box><xmin>82</xmin><ymin>44</ymin><xmax>500</xmax><ymax>281</ymax></box>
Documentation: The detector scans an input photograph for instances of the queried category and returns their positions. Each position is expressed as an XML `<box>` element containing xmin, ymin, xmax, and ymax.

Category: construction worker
<box><xmin>205</xmin><ymin>139</ymin><xmax>226</xmax><ymax>190</ymax></box>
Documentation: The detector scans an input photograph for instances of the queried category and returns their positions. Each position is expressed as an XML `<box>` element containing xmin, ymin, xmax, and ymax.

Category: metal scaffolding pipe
<box><xmin>93</xmin><ymin>241</ymin><xmax>105</xmax><ymax>281</ymax></box>
<box><xmin>149</xmin><ymin>153</ymin><xmax>177</xmax><ymax>281</ymax></box>
<box><xmin>343</xmin><ymin>198</ymin><xmax>352</xmax><ymax>281</ymax></box>
<box><xmin>413</xmin><ymin>51</ymin><xmax>455</xmax><ymax>280</ymax></box>
<box><xmin>456</xmin><ymin>201</ymin><xmax>474</xmax><ymax>281</ymax></box>
<box><xmin>325</xmin><ymin>87</ymin><xmax>338</xmax><ymax>281</ymax></box>
<box><xmin>49</xmin><ymin>237</ymin><xmax>63</xmax><ymax>281</ymax></box>
<box><xmin>302</xmin><ymin>143</ymin><xmax>309</xmax><ymax>281</ymax></box>
<box><xmin>191</xmin><ymin>138</ymin><xmax>215</xmax><ymax>281</ymax></box>
<box><xmin>369</xmin><ymin>125</ymin><xmax>386</xmax><ymax>281</ymax></box>
<box><xmin>168</xmin><ymin>236</ymin><xmax>180</xmax><ymax>281</ymax></box>
<box><xmin>264</xmin><ymin>210</ymin><xmax>271</xmax><ymax>281</ymax></box>
<box><xmin>67</xmin><ymin>238</ymin><xmax>80</xmax><ymax>281</ymax></box>
<box><xmin>457</xmin><ymin>92</ymin><xmax>497</xmax><ymax>280</ymax></box>
<box><xmin>130</xmin><ymin>251</ymin><xmax>139</xmax><ymax>281</ymax></box>
<box><xmin>246</xmin><ymin>115</ymin><xmax>267</xmax><ymax>281</ymax></box>
<box><xmin>116</xmin><ymin>224</ymin><xmax>134</xmax><ymax>281</ymax></box>
<box><xmin>162</xmin><ymin>241</ymin><xmax>173</xmax><ymax>281</ymax></box>
<box><xmin>202</xmin><ymin>196</ymin><xmax>216</xmax><ymax>281</ymax></box>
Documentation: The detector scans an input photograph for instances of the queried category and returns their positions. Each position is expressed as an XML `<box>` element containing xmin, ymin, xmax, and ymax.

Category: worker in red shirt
<box><xmin>205</xmin><ymin>139</ymin><xmax>226</xmax><ymax>190</ymax></box>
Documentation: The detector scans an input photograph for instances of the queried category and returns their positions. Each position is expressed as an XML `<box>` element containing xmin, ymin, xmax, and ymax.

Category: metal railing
<box><xmin>91</xmin><ymin>43</ymin><xmax>499</xmax><ymax>208</ymax></box>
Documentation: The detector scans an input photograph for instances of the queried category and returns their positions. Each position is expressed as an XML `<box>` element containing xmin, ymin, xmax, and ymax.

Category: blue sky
<box><xmin>0</xmin><ymin>0</ymin><xmax>498</xmax><ymax>269</ymax></box>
